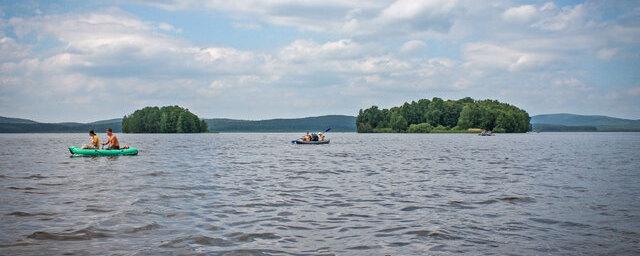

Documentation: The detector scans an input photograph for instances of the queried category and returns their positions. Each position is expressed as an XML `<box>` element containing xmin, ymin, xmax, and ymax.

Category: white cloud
<box><xmin>380</xmin><ymin>0</ymin><xmax>457</xmax><ymax>21</ymax></box>
<box><xmin>533</xmin><ymin>4</ymin><xmax>586</xmax><ymax>31</ymax></box>
<box><xmin>553</xmin><ymin>77</ymin><xmax>590</xmax><ymax>91</ymax></box>
<box><xmin>279</xmin><ymin>39</ymin><xmax>364</xmax><ymax>62</ymax></box>
<box><xmin>400</xmin><ymin>40</ymin><xmax>426</xmax><ymax>53</ymax></box>
<box><xmin>596</xmin><ymin>48</ymin><xmax>618</xmax><ymax>60</ymax></box>
<box><xmin>143</xmin><ymin>0</ymin><xmax>383</xmax><ymax>32</ymax></box>
<box><xmin>158</xmin><ymin>22</ymin><xmax>181</xmax><ymax>33</ymax></box>
<box><xmin>1</xmin><ymin>1</ymin><xmax>640</xmax><ymax>120</ymax></box>
<box><xmin>502</xmin><ymin>5</ymin><xmax>537</xmax><ymax>23</ymax></box>
<box><xmin>463</xmin><ymin>43</ymin><xmax>554</xmax><ymax>72</ymax></box>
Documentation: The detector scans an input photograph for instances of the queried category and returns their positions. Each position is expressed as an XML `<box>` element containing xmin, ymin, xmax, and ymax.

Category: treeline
<box><xmin>122</xmin><ymin>106</ymin><xmax>208</xmax><ymax>133</ymax></box>
<box><xmin>357</xmin><ymin>97</ymin><xmax>530</xmax><ymax>133</ymax></box>
<box><xmin>206</xmin><ymin>115</ymin><xmax>356</xmax><ymax>132</ymax></box>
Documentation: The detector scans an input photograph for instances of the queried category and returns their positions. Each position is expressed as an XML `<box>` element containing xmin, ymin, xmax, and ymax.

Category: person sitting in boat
<box><xmin>302</xmin><ymin>132</ymin><xmax>311</xmax><ymax>142</ymax></box>
<box><xmin>318</xmin><ymin>132</ymin><xmax>325</xmax><ymax>141</ymax></box>
<box><xmin>102</xmin><ymin>128</ymin><xmax>120</xmax><ymax>149</ymax></box>
<box><xmin>81</xmin><ymin>130</ymin><xmax>101</xmax><ymax>149</ymax></box>
<box><xmin>311</xmin><ymin>133</ymin><xmax>319</xmax><ymax>141</ymax></box>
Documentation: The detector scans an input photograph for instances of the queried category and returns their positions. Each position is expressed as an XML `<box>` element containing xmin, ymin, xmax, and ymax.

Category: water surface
<box><xmin>1</xmin><ymin>133</ymin><xmax>639</xmax><ymax>255</ymax></box>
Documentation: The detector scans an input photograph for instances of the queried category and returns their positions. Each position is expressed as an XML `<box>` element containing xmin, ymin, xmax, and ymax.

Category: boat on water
<box><xmin>291</xmin><ymin>139</ymin><xmax>330</xmax><ymax>145</ymax></box>
<box><xmin>69</xmin><ymin>146</ymin><xmax>138</xmax><ymax>156</ymax></box>
<box><xmin>479</xmin><ymin>131</ymin><xmax>494</xmax><ymax>136</ymax></box>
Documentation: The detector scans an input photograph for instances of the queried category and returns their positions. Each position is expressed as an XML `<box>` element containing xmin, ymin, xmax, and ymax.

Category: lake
<box><xmin>1</xmin><ymin>133</ymin><xmax>639</xmax><ymax>255</ymax></box>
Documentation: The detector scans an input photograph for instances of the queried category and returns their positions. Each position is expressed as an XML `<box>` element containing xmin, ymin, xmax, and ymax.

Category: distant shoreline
<box><xmin>2</xmin><ymin>113</ymin><xmax>640</xmax><ymax>133</ymax></box>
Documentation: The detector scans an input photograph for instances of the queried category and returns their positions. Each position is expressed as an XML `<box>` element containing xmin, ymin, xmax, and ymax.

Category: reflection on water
<box><xmin>1</xmin><ymin>133</ymin><xmax>639</xmax><ymax>255</ymax></box>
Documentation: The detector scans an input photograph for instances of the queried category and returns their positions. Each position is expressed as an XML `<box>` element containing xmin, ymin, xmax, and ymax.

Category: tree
<box><xmin>390</xmin><ymin>113</ymin><xmax>408</xmax><ymax>132</ymax></box>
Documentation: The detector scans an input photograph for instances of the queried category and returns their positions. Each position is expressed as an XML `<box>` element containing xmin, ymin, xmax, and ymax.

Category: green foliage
<box><xmin>122</xmin><ymin>106</ymin><xmax>208</xmax><ymax>133</ymax></box>
<box><xmin>493</xmin><ymin>127</ymin><xmax>506</xmax><ymax>133</ymax></box>
<box><xmin>389</xmin><ymin>113</ymin><xmax>408</xmax><ymax>132</ymax></box>
<box><xmin>356</xmin><ymin>97</ymin><xmax>530</xmax><ymax>133</ymax></box>
<box><xmin>407</xmin><ymin>123</ymin><xmax>433</xmax><ymax>133</ymax></box>
<box><xmin>432</xmin><ymin>125</ymin><xmax>449</xmax><ymax>132</ymax></box>
<box><xmin>372</xmin><ymin>127</ymin><xmax>394</xmax><ymax>133</ymax></box>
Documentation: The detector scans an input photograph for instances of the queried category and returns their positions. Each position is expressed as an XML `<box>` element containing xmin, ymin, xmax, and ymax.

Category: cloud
<box><xmin>158</xmin><ymin>22</ymin><xmax>181</xmax><ymax>33</ymax></box>
<box><xmin>379</xmin><ymin>0</ymin><xmax>457</xmax><ymax>21</ymax></box>
<box><xmin>462</xmin><ymin>43</ymin><xmax>555</xmax><ymax>72</ymax></box>
<box><xmin>375</xmin><ymin>0</ymin><xmax>458</xmax><ymax>33</ymax></box>
<box><xmin>279</xmin><ymin>39</ymin><xmax>364</xmax><ymax>62</ymax></box>
<box><xmin>596</xmin><ymin>48</ymin><xmax>618</xmax><ymax>60</ymax></box>
<box><xmin>400</xmin><ymin>40</ymin><xmax>426</xmax><ymax>53</ymax></box>
<box><xmin>553</xmin><ymin>77</ymin><xmax>591</xmax><ymax>91</ymax></box>
<box><xmin>533</xmin><ymin>4</ymin><xmax>586</xmax><ymax>31</ymax></box>
<box><xmin>141</xmin><ymin>0</ymin><xmax>382</xmax><ymax>32</ymax></box>
<box><xmin>502</xmin><ymin>5</ymin><xmax>537</xmax><ymax>23</ymax></box>
<box><xmin>1</xmin><ymin>1</ymin><xmax>640</xmax><ymax>121</ymax></box>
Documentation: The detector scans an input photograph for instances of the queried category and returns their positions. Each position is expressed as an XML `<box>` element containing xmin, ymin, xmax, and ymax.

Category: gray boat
<box><xmin>291</xmin><ymin>139</ymin><xmax>330</xmax><ymax>145</ymax></box>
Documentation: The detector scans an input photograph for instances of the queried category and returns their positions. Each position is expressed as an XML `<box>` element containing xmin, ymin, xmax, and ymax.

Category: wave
<box><xmin>7</xmin><ymin>211</ymin><xmax>56</xmax><ymax>217</ymax></box>
<box><xmin>27</xmin><ymin>227</ymin><xmax>111</xmax><ymax>241</ymax></box>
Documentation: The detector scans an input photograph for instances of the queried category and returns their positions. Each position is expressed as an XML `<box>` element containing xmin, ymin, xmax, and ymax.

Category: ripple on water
<box><xmin>125</xmin><ymin>223</ymin><xmax>163</xmax><ymax>234</ymax></box>
<box><xmin>21</xmin><ymin>174</ymin><xmax>48</xmax><ymax>179</ymax></box>
<box><xmin>27</xmin><ymin>227</ymin><xmax>111</xmax><ymax>241</ymax></box>
<box><xmin>160</xmin><ymin>235</ymin><xmax>233</xmax><ymax>248</ymax></box>
<box><xmin>498</xmin><ymin>195</ymin><xmax>536</xmax><ymax>204</ymax></box>
<box><xmin>2</xmin><ymin>133</ymin><xmax>639</xmax><ymax>255</ymax></box>
<box><xmin>226</xmin><ymin>232</ymin><xmax>281</xmax><ymax>242</ymax></box>
<box><xmin>6</xmin><ymin>211</ymin><xmax>56</xmax><ymax>218</ymax></box>
<box><xmin>405</xmin><ymin>228</ymin><xmax>462</xmax><ymax>240</ymax></box>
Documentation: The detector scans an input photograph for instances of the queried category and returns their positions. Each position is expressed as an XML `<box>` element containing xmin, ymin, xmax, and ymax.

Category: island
<box><xmin>356</xmin><ymin>97</ymin><xmax>530</xmax><ymax>133</ymax></box>
<box><xmin>122</xmin><ymin>106</ymin><xmax>208</xmax><ymax>133</ymax></box>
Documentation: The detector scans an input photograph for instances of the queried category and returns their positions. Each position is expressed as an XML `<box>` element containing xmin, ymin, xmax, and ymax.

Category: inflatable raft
<box><xmin>69</xmin><ymin>146</ymin><xmax>138</xmax><ymax>156</ymax></box>
<box><xmin>291</xmin><ymin>139</ymin><xmax>330</xmax><ymax>145</ymax></box>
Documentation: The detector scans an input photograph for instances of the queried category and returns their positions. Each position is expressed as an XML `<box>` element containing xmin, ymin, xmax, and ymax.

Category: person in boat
<box><xmin>102</xmin><ymin>128</ymin><xmax>120</xmax><ymax>149</ymax></box>
<box><xmin>311</xmin><ymin>133</ymin><xmax>319</xmax><ymax>141</ymax></box>
<box><xmin>302</xmin><ymin>132</ymin><xmax>311</xmax><ymax>142</ymax></box>
<box><xmin>318</xmin><ymin>132</ymin><xmax>325</xmax><ymax>141</ymax></box>
<box><xmin>82</xmin><ymin>130</ymin><xmax>101</xmax><ymax>149</ymax></box>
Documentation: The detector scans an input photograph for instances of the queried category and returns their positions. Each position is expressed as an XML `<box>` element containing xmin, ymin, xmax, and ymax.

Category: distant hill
<box><xmin>0</xmin><ymin>116</ymin><xmax>38</xmax><ymax>124</ymax></box>
<box><xmin>6</xmin><ymin>113</ymin><xmax>635</xmax><ymax>133</ymax></box>
<box><xmin>0</xmin><ymin>117</ymin><xmax>122</xmax><ymax>133</ymax></box>
<box><xmin>531</xmin><ymin>114</ymin><xmax>640</xmax><ymax>132</ymax></box>
<box><xmin>0</xmin><ymin>115</ymin><xmax>356</xmax><ymax>133</ymax></box>
<box><xmin>206</xmin><ymin>115</ymin><xmax>356</xmax><ymax>132</ymax></box>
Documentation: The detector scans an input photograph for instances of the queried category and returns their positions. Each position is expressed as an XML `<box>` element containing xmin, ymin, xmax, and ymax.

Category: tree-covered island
<box><xmin>122</xmin><ymin>106</ymin><xmax>208</xmax><ymax>133</ymax></box>
<box><xmin>357</xmin><ymin>97</ymin><xmax>530</xmax><ymax>133</ymax></box>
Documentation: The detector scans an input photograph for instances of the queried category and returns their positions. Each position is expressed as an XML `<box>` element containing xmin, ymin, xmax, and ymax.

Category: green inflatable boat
<box><xmin>69</xmin><ymin>147</ymin><xmax>138</xmax><ymax>156</ymax></box>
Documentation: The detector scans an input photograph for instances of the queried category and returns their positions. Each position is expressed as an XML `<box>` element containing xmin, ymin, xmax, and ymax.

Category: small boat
<box><xmin>69</xmin><ymin>146</ymin><xmax>138</xmax><ymax>156</ymax></box>
<box><xmin>291</xmin><ymin>139</ymin><xmax>330</xmax><ymax>145</ymax></box>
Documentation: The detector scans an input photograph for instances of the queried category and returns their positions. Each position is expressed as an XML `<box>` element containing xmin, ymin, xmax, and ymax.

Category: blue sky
<box><xmin>0</xmin><ymin>0</ymin><xmax>639</xmax><ymax>122</ymax></box>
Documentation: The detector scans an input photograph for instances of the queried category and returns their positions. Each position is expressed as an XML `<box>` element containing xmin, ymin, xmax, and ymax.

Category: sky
<box><xmin>0</xmin><ymin>0</ymin><xmax>639</xmax><ymax>122</ymax></box>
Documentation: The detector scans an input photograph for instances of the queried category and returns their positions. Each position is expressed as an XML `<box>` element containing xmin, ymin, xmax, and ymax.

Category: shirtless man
<box><xmin>102</xmin><ymin>128</ymin><xmax>120</xmax><ymax>149</ymax></box>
